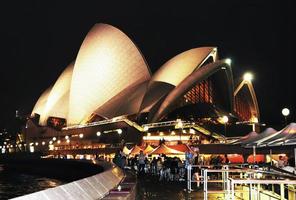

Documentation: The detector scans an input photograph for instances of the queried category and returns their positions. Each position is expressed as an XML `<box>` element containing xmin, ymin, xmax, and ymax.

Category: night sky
<box><xmin>0</xmin><ymin>1</ymin><xmax>294</xmax><ymax>130</ymax></box>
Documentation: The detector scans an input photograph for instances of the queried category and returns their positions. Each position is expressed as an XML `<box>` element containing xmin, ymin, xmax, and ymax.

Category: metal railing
<box><xmin>186</xmin><ymin>164</ymin><xmax>296</xmax><ymax>200</ymax></box>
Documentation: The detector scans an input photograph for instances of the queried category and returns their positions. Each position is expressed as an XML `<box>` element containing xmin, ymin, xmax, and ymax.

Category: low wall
<box><xmin>12</xmin><ymin>163</ymin><xmax>124</xmax><ymax>200</ymax></box>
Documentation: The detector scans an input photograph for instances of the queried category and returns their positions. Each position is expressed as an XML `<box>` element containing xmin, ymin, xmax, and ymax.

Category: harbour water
<box><xmin>0</xmin><ymin>165</ymin><xmax>64</xmax><ymax>200</ymax></box>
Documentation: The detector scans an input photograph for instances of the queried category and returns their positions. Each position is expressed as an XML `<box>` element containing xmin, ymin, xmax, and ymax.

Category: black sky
<box><xmin>0</xmin><ymin>1</ymin><xmax>295</xmax><ymax>129</ymax></box>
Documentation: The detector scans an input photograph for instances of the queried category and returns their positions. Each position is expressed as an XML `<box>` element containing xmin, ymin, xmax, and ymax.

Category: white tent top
<box><xmin>244</xmin><ymin>127</ymin><xmax>277</xmax><ymax>147</ymax></box>
<box><xmin>258</xmin><ymin>123</ymin><xmax>296</xmax><ymax>147</ymax></box>
<box><xmin>232</xmin><ymin>131</ymin><xmax>258</xmax><ymax>145</ymax></box>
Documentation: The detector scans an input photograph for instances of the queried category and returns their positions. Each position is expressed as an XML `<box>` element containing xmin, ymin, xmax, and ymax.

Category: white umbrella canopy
<box><xmin>244</xmin><ymin>127</ymin><xmax>277</xmax><ymax>147</ymax></box>
<box><xmin>232</xmin><ymin>131</ymin><xmax>258</xmax><ymax>145</ymax></box>
<box><xmin>258</xmin><ymin>123</ymin><xmax>296</xmax><ymax>147</ymax></box>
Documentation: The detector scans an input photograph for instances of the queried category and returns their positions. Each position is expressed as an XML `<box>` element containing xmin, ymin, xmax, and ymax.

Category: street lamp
<box><xmin>282</xmin><ymin>108</ymin><xmax>290</xmax><ymax>125</ymax></box>
<box><xmin>243</xmin><ymin>72</ymin><xmax>253</xmax><ymax>82</ymax></box>
<box><xmin>222</xmin><ymin>116</ymin><xmax>229</xmax><ymax>137</ymax></box>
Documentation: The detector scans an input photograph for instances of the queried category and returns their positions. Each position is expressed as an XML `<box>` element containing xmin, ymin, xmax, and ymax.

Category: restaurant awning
<box><xmin>149</xmin><ymin>144</ymin><xmax>184</xmax><ymax>155</ymax></box>
<box><xmin>143</xmin><ymin>145</ymin><xmax>155</xmax><ymax>154</ymax></box>
<box><xmin>129</xmin><ymin>145</ymin><xmax>143</xmax><ymax>155</ymax></box>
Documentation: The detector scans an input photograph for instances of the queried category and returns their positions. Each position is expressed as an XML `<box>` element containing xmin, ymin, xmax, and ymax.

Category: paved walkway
<box><xmin>135</xmin><ymin>174</ymin><xmax>227</xmax><ymax>200</ymax></box>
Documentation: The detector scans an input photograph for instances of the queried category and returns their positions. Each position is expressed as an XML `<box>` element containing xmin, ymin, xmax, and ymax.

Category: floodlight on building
<box><xmin>143</xmin><ymin>126</ymin><xmax>149</xmax><ymax>131</ymax></box>
<box><xmin>243</xmin><ymin>72</ymin><xmax>253</xmax><ymax>82</ymax></box>
<box><xmin>159</xmin><ymin>132</ymin><xmax>164</xmax><ymax>136</ymax></box>
<box><xmin>171</xmin><ymin>131</ymin><xmax>176</xmax><ymax>135</ymax></box>
<box><xmin>189</xmin><ymin>129</ymin><xmax>195</xmax><ymax>134</ymax></box>
<box><xmin>79</xmin><ymin>133</ymin><xmax>84</xmax><ymax>138</ymax></box>
<box><xmin>147</xmin><ymin>133</ymin><xmax>151</xmax><ymax>136</ymax></box>
<box><xmin>176</xmin><ymin>119</ymin><xmax>183</xmax><ymax>128</ymax></box>
<box><xmin>250</xmin><ymin>116</ymin><xmax>259</xmax><ymax>123</ymax></box>
<box><xmin>96</xmin><ymin>131</ymin><xmax>101</xmax><ymax>136</ymax></box>
<box><xmin>222</xmin><ymin>115</ymin><xmax>229</xmax><ymax>124</ymax></box>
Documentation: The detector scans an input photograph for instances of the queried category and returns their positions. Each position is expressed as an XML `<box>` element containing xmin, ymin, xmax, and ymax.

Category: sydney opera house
<box><xmin>23</xmin><ymin>23</ymin><xmax>260</xmax><ymax>155</ymax></box>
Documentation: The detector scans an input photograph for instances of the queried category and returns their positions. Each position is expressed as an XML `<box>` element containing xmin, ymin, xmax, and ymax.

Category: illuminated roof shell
<box><xmin>31</xmin><ymin>87</ymin><xmax>52</xmax><ymax>118</ymax></box>
<box><xmin>68</xmin><ymin>23</ymin><xmax>151</xmax><ymax>125</ymax></box>
<box><xmin>149</xmin><ymin>47</ymin><xmax>217</xmax><ymax>86</ymax></box>
<box><xmin>39</xmin><ymin>62</ymin><xmax>74</xmax><ymax>125</ymax></box>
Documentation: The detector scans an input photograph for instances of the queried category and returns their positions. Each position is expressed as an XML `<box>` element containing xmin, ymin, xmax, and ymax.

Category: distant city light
<box><xmin>49</xmin><ymin>140</ymin><xmax>53</xmax><ymax>145</ymax></box>
<box><xmin>147</xmin><ymin>133</ymin><xmax>151</xmax><ymax>136</ymax></box>
<box><xmin>42</xmin><ymin>141</ymin><xmax>46</xmax><ymax>146</ymax></box>
<box><xmin>243</xmin><ymin>72</ymin><xmax>253</xmax><ymax>82</ymax></box>
<box><xmin>66</xmin><ymin>139</ymin><xmax>70</xmax><ymax>143</ymax></box>
<box><xmin>35</xmin><ymin>142</ymin><xmax>39</xmax><ymax>146</ymax></box>
<box><xmin>96</xmin><ymin>131</ymin><xmax>101</xmax><ymax>136</ymax></box>
<box><xmin>79</xmin><ymin>133</ymin><xmax>84</xmax><ymax>138</ymax></box>
<box><xmin>52</xmin><ymin>137</ymin><xmax>57</xmax><ymax>141</ymax></box>
<box><xmin>57</xmin><ymin>140</ymin><xmax>61</xmax><ymax>144</ymax></box>
<box><xmin>65</xmin><ymin>135</ymin><xmax>69</xmax><ymax>140</ymax></box>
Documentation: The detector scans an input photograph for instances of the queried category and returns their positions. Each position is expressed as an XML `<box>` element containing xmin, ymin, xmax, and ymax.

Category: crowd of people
<box><xmin>112</xmin><ymin>149</ymin><xmax>229</xmax><ymax>182</ymax></box>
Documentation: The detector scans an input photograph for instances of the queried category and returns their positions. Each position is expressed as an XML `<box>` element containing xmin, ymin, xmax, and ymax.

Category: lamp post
<box><xmin>176</xmin><ymin>119</ymin><xmax>183</xmax><ymax>142</ymax></box>
<box><xmin>222</xmin><ymin>116</ymin><xmax>229</xmax><ymax>137</ymax></box>
<box><xmin>281</xmin><ymin>108</ymin><xmax>290</xmax><ymax>126</ymax></box>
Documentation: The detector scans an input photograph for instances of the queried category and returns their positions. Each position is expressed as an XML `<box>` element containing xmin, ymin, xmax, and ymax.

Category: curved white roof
<box><xmin>31</xmin><ymin>86</ymin><xmax>52</xmax><ymax>118</ymax></box>
<box><xmin>150</xmin><ymin>47</ymin><xmax>217</xmax><ymax>86</ymax></box>
<box><xmin>68</xmin><ymin>23</ymin><xmax>151</xmax><ymax>125</ymax></box>
<box><xmin>39</xmin><ymin>62</ymin><xmax>74</xmax><ymax>125</ymax></box>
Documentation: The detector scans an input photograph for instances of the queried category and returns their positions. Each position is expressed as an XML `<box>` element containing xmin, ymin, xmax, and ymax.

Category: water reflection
<box><xmin>0</xmin><ymin>165</ymin><xmax>65</xmax><ymax>200</ymax></box>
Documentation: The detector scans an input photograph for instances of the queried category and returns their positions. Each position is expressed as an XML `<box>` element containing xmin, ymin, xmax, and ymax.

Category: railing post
<box><xmin>231</xmin><ymin>179</ymin><xmax>234</xmax><ymax>200</ymax></box>
<box><xmin>249</xmin><ymin>183</ymin><xmax>253</xmax><ymax>200</ymax></box>
<box><xmin>280</xmin><ymin>183</ymin><xmax>285</xmax><ymax>200</ymax></box>
<box><xmin>204</xmin><ymin>169</ymin><xmax>208</xmax><ymax>200</ymax></box>
<box><xmin>187</xmin><ymin>164</ymin><xmax>192</xmax><ymax>192</ymax></box>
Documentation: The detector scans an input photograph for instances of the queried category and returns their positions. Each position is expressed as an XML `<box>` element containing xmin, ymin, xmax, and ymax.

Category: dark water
<box><xmin>0</xmin><ymin>165</ymin><xmax>65</xmax><ymax>200</ymax></box>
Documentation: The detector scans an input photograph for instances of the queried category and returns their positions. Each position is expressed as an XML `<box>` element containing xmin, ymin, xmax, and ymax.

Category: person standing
<box><xmin>138</xmin><ymin>150</ymin><xmax>146</xmax><ymax>175</ymax></box>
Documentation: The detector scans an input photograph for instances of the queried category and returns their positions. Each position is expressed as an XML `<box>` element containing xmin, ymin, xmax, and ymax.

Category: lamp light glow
<box><xmin>222</xmin><ymin>115</ymin><xmax>229</xmax><ymax>124</ymax></box>
<box><xmin>243</xmin><ymin>72</ymin><xmax>253</xmax><ymax>82</ymax></box>
<box><xmin>282</xmin><ymin>108</ymin><xmax>290</xmax><ymax>117</ymax></box>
